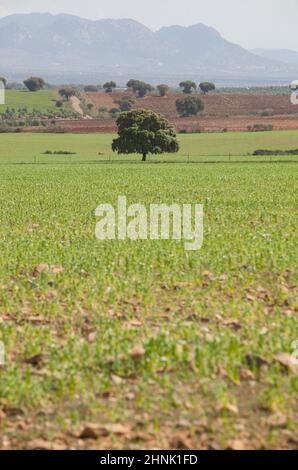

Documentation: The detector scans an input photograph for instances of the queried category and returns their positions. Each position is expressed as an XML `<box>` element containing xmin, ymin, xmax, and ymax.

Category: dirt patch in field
<box><xmin>84</xmin><ymin>91</ymin><xmax>131</xmax><ymax>109</ymax></box>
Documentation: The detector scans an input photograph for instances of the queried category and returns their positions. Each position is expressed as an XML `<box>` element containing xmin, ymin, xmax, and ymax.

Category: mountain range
<box><xmin>0</xmin><ymin>13</ymin><xmax>297</xmax><ymax>84</ymax></box>
<box><xmin>252</xmin><ymin>48</ymin><xmax>298</xmax><ymax>65</ymax></box>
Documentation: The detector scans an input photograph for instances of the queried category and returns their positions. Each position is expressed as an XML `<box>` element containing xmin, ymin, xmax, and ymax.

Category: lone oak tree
<box><xmin>23</xmin><ymin>77</ymin><xmax>45</xmax><ymax>92</ymax></box>
<box><xmin>112</xmin><ymin>109</ymin><xmax>179</xmax><ymax>162</ymax></box>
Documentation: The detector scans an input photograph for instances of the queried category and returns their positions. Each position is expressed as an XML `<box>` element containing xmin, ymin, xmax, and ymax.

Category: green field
<box><xmin>0</xmin><ymin>131</ymin><xmax>297</xmax><ymax>450</ymax></box>
<box><xmin>0</xmin><ymin>130</ymin><xmax>298</xmax><ymax>164</ymax></box>
<box><xmin>0</xmin><ymin>89</ymin><xmax>58</xmax><ymax>113</ymax></box>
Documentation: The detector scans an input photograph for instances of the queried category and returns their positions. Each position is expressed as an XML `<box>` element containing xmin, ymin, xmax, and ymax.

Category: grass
<box><xmin>0</xmin><ymin>130</ymin><xmax>298</xmax><ymax>164</ymax></box>
<box><xmin>0</xmin><ymin>132</ymin><xmax>297</xmax><ymax>450</ymax></box>
<box><xmin>0</xmin><ymin>89</ymin><xmax>58</xmax><ymax>113</ymax></box>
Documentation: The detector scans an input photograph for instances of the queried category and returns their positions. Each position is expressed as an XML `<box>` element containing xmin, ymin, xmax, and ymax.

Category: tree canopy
<box><xmin>115</xmin><ymin>97</ymin><xmax>136</xmax><ymax>112</ymax></box>
<box><xmin>59</xmin><ymin>87</ymin><xmax>77</xmax><ymax>100</ymax></box>
<box><xmin>199</xmin><ymin>82</ymin><xmax>216</xmax><ymax>94</ymax></box>
<box><xmin>103</xmin><ymin>81</ymin><xmax>117</xmax><ymax>93</ymax></box>
<box><xmin>112</xmin><ymin>109</ymin><xmax>179</xmax><ymax>161</ymax></box>
<box><xmin>84</xmin><ymin>85</ymin><xmax>99</xmax><ymax>92</ymax></box>
<box><xmin>176</xmin><ymin>96</ymin><xmax>204</xmax><ymax>117</ymax></box>
<box><xmin>126</xmin><ymin>80</ymin><xmax>154</xmax><ymax>98</ymax></box>
<box><xmin>179</xmin><ymin>80</ymin><xmax>197</xmax><ymax>94</ymax></box>
<box><xmin>157</xmin><ymin>84</ymin><xmax>170</xmax><ymax>97</ymax></box>
<box><xmin>23</xmin><ymin>77</ymin><xmax>45</xmax><ymax>92</ymax></box>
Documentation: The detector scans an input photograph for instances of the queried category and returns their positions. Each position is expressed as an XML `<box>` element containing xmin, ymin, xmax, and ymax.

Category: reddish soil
<box><xmin>87</xmin><ymin>91</ymin><xmax>297</xmax><ymax>117</ymax></box>
<box><xmin>136</xmin><ymin>92</ymin><xmax>297</xmax><ymax>118</ymax></box>
<box><xmin>43</xmin><ymin>114</ymin><xmax>298</xmax><ymax>134</ymax></box>
<box><xmin>24</xmin><ymin>91</ymin><xmax>298</xmax><ymax>133</ymax></box>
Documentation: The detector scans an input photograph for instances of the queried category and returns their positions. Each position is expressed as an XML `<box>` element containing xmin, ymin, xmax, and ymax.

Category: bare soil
<box><xmin>24</xmin><ymin>91</ymin><xmax>298</xmax><ymax>133</ymax></box>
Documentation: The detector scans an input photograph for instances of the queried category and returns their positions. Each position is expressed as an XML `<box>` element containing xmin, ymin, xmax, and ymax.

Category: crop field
<box><xmin>0</xmin><ymin>90</ymin><xmax>57</xmax><ymax>113</ymax></box>
<box><xmin>0</xmin><ymin>131</ymin><xmax>297</xmax><ymax>450</ymax></box>
<box><xmin>0</xmin><ymin>130</ymin><xmax>298</xmax><ymax>164</ymax></box>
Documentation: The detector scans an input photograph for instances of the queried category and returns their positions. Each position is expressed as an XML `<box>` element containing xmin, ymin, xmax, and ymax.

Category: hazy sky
<box><xmin>0</xmin><ymin>0</ymin><xmax>296</xmax><ymax>50</ymax></box>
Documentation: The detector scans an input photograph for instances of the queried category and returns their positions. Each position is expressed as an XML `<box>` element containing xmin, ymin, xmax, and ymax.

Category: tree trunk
<box><xmin>142</xmin><ymin>153</ymin><xmax>147</xmax><ymax>162</ymax></box>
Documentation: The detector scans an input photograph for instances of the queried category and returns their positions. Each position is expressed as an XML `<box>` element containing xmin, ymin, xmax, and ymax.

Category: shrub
<box><xmin>43</xmin><ymin>150</ymin><xmax>77</xmax><ymax>155</ymax></box>
<box><xmin>248</xmin><ymin>124</ymin><xmax>273</xmax><ymax>132</ymax></box>
<box><xmin>115</xmin><ymin>97</ymin><xmax>136</xmax><ymax>112</ymax></box>
<box><xmin>253</xmin><ymin>149</ymin><xmax>298</xmax><ymax>156</ymax></box>
<box><xmin>110</xmin><ymin>108</ymin><xmax>121</xmax><ymax>118</ymax></box>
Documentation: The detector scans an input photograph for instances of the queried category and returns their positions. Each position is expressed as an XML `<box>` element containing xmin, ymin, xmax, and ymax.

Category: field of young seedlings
<box><xmin>0</xmin><ymin>90</ymin><xmax>57</xmax><ymax>113</ymax></box>
<box><xmin>0</xmin><ymin>131</ymin><xmax>297</xmax><ymax>450</ymax></box>
<box><xmin>0</xmin><ymin>130</ymin><xmax>298</xmax><ymax>164</ymax></box>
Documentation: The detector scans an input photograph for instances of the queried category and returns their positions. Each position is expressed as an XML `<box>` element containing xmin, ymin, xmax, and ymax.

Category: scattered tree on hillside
<box><xmin>59</xmin><ymin>87</ymin><xmax>77</xmax><ymax>101</ymax></box>
<box><xmin>84</xmin><ymin>85</ymin><xmax>99</xmax><ymax>92</ymax></box>
<box><xmin>199</xmin><ymin>82</ymin><xmax>216</xmax><ymax>94</ymax></box>
<box><xmin>87</xmin><ymin>103</ymin><xmax>94</xmax><ymax>111</ymax></box>
<box><xmin>179</xmin><ymin>80</ymin><xmax>197</xmax><ymax>94</ymax></box>
<box><xmin>115</xmin><ymin>97</ymin><xmax>136</xmax><ymax>112</ymax></box>
<box><xmin>176</xmin><ymin>96</ymin><xmax>204</xmax><ymax>117</ymax></box>
<box><xmin>112</xmin><ymin>109</ymin><xmax>179</xmax><ymax>162</ymax></box>
<box><xmin>157</xmin><ymin>84</ymin><xmax>170</xmax><ymax>97</ymax></box>
<box><xmin>103</xmin><ymin>81</ymin><xmax>117</xmax><ymax>93</ymax></box>
<box><xmin>23</xmin><ymin>77</ymin><xmax>45</xmax><ymax>92</ymax></box>
<box><xmin>55</xmin><ymin>100</ymin><xmax>63</xmax><ymax>108</ymax></box>
<box><xmin>0</xmin><ymin>77</ymin><xmax>7</xmax><ymax>88</ymax></box>
<box><xmin>126</xmin><ymin>79</ymin><xmax>154</xmax><ymax>98</ymax></box>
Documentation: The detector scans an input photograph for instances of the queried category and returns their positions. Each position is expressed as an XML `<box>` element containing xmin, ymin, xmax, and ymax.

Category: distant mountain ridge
<box><xmin>252</xmin><ymin>48</ymin><xmax>298</xmax><ymax>65</ymax></box>
<box><xmin>0</xmin><ymin>13</ymin><xmax>296</xmax><ymax>83</ymax></box>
